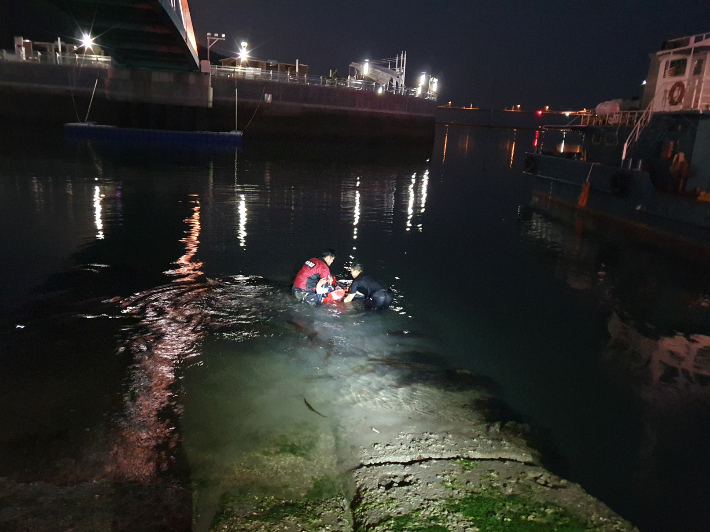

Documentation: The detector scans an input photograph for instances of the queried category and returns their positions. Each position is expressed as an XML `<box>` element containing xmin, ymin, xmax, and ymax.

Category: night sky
<box><xmin>2</xmin><ymin>0</ymin><xmax>709</xmax><ymax>110</ymax></box>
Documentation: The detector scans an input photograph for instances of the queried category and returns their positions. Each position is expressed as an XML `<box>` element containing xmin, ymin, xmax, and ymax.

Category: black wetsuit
<box><xmin>349</xmin><ymin>273</ymin><xmax>393</xmax><ymax>309</ymax></box>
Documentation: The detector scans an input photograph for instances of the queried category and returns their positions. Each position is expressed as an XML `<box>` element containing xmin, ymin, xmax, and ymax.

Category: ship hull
<box><xmin>525</xmin><ymin>153</ymin><xmax>710</xmax><ymax>253</ymax></box>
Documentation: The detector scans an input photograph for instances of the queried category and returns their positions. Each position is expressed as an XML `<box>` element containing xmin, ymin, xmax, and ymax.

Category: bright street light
<box><xmin>239</xmin><ymin>41</ymin><xmax>249</xmax><ymax>63</ymax></box>
<box><xmin>81</xmin><ymin>34</ymin><xmax>94</xmax><ymax>50</ymax></box>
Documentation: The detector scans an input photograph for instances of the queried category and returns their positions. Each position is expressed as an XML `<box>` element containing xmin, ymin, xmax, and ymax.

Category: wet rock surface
<box><xmin>207</xmin><ymin>376</ymin><xmax>637</xmax><ymax>532</ymax></box>
<box><xmin>210</xmin><ymin>427</ymin><xmax>637</xmax><ymax>532</ymax></box>
<box><xmin>352</xmin><ymin>450</ymin><xmax>635</xmax><ymax>531</ymax></box>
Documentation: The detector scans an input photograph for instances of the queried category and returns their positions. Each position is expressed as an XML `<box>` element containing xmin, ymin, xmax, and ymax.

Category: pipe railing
<box><xmin>210</xmin><ymin>65</ymin><xmax>438</xmax><ymax>100</ymax></box>
<box><xmin>621</xmin><ymin>92</ymin><xmax>661</xmax><ymax>162</ymax></box>
<box><xmin>0</xmin><ymin>50</ymin><xmax>112</xmax><ymax>68</ymax></box>
<box><xmin>580</xmin><ymin>110</ymin><xmax>643</xmax><ymax>127</ymax></box>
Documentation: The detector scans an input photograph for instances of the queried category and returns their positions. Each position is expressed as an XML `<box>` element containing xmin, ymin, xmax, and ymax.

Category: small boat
<box><xmin>64</xmin><ymin>122</ymin><xmax>242</xmax><ymax>147</ymax></box>
<box><xmin>523</xmin><ymin>30</ymin><xmax>710</xmax><ymax>252</ymax></box>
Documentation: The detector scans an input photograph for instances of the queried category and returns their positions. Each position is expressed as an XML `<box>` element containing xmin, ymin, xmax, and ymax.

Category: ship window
<box><xmin>693</xmin><ymin>59</ymin><xmax>704</xmax><ymax>76</ymax></box>
<box><xmin>663</xmin><ymin>58</ymin><xmax>687</xmax><ymax>77</ymax></box>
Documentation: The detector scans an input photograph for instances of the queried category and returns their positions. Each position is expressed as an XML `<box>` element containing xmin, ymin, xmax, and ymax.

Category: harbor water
<box><xmin>1</xmin><ymin>125</ymin><xmax>710</xmax><ymax>531</ymax></box>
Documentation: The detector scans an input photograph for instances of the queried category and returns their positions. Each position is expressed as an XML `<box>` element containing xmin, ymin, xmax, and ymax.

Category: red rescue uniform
<box><xmin>293</xmin><ymin>258</ymin><xmax>331</xmax><ymax>291</ymax></box>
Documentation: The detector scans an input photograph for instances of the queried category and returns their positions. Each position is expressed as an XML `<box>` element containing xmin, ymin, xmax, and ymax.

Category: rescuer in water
<box><xmin>343</xmin><ymin>263</ymin><xmax>393</xmax><ymax>309</ymax></box>
<box><xmin>292</xmin><ymin>249</ymin><xmax>336</xmax><ymax>305</ymax></box>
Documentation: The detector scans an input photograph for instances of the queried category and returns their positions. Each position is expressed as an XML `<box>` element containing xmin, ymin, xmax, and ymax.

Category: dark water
<box><xmin>1</xmin><ymin>125</ymin><xmax>710</xmax><ymax>531</ymax></box>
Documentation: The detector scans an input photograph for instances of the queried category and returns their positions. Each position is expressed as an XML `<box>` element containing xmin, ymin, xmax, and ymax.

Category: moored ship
<box><xmin>523</xmin><ymin>31</ymin><xmax>710</xmax><ymax>251</ymax></box>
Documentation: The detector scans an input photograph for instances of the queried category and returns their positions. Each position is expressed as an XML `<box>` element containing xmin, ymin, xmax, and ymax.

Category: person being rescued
<box><xmin>292</xmin><ymin>249</ymin><xmax>336</xmax><ymax>306</ymax></box>
<box><xmin>343</xmin><ymin>263</ymin><xmax>394</xmax><ymax>310</ymax></box>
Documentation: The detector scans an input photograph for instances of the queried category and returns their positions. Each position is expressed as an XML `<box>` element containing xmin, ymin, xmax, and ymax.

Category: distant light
<box><xmin>363</xmin><ymin>60</ymin><xmax>369</xmax><ymax>75</ymax></box>
<box><xmin>536</xmin><ymin>110</ymin><xmax>543</xmax><ymax>116</ymax></box>
<box><xmin>239</xmin><ymin>49</ymin><xmax>248</xmax><ymax>62</ymax></box>
<box><xmin>431</xmin><ymin>77</ymin><xmax>438</xmax><ymax>92</ymax></box>
<box><xmin>241</xmin><ymin>41</ymin><xmax>248</xmax><ymax>48</ymax></box>
<box><xmin>221</xmin><ymin>34</ymin><xmax>225</xmax><ymax>38</ymax></box>
<box><xmin>564</xmin><ymin>111</ymin><xmax>570</xmax><ymax>117</ymax></box>
<box><xmin>81</xmin><ymin>34</ymin><xmax>94</xmax><ymax>50</ymax></box>
<box><xmin>642</xmin><ymin>79</ymin><xmax>647</xmax><ymax>85</ymax></box>
<box><xmin>377</xmin><ymin>86</ymin><xmax>383</xmax><ymax>94</ymax></box>
<box><xmin>207</xmin><ymin>32</ymin><xmax>212</xmax><ymax>36</ymax></box>
<box><xmin>420</xmin><ymin>73</ymin><xmax>426</xmax><ymax>86</ymax></box>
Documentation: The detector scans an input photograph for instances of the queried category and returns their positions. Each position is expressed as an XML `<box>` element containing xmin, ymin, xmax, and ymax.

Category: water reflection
<box><xmin>406</xmin><ymin>173</ymin><xmax>416</xmax><ymax>231</ymax></box>
<box><xmin>93</xmin><ymin>186</ymin><xmax>104</xmax><ymax>240</ymax></box>
<box><xmin>520</xmin><ymin>208</ymin><xmax>599</xmax><ymax>290</ymax></box>
<box><xmin>420</xmin><ymin>170</ymin><xmax>429</xmax><ymax>214</ymax></box>
<box><xmin>109</xmin><ymin>193</ymin><xmax>206</xmax><ymax>481</ymax></box>
<box><xmin>405</xmin><ymin>170</ymin><xmax>430</xmax><ymax>233</ymax></box>
<box><xmin>442</xmin><ymin>125</ymin><xmax>449</xmax><ymax>163</ymax></box>
<box><xmin>460</xmin><ymin>129</ymin><xmax>471</xmax><ymax>158</ymax></box>
<box><xmin>518</xmin><ymin>201</ymin><xmax>710</xmax><ymax>530</ymax></box>
<box><xmin>172</xmin><ymin>195</ymin><xmax>204</xmax><ymax>282</ymax></box>
<box><xmin>238</xmin><ymin>194</ymin><xmax>247</xmax><ymax>248</ymax></box>
<box><xmin>606</xmin><ymin>312</ymin><xmax>710</xmax><ymax>398</ymax></box>
<box><xmin>520</xmin><ymin>206</ymin><xmax>710</xmax><ymax>395</ymax></box>
<box><xmin>353</xmin><ymin>178</ymin><xmax>360</xmax><ymax>246</ymax></box>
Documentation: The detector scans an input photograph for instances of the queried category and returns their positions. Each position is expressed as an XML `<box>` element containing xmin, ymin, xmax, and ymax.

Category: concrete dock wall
<box><xmin>0</xmin><ymin>60</ymin><xmax>435</xmax><ymax>142</ymax></box>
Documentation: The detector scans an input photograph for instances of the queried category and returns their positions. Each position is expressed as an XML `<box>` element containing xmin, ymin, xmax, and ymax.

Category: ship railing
<box><xmin>580</xmin><ymin>110</ymin><xmax>643</xmax><ymax>127</ymax></box>
<box><xmin>661</xmin><ymin>32</ymin><xmax>710</xmax><ymax>51</ymax></box>
<box><xmin>621</xmin><ymin>92</ymin><xmax>660</xmax><ymax>162</ymax></box>
<box><xmin>210</xmin><ymin>65</ymin><xmax>438</xmax><ymax>100</ymax></box>
<box><xmin>0</xmin><ymin>49</ymin><xmax>112</xmax><ymax>68</ymax></box>
<box><xmin>56</xmin><ymin>53</ymin><xmax>112</xmax><ymax>68</ymax></box>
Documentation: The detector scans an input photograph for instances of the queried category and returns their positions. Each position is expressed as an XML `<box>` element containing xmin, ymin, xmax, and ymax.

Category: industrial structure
<box><xmin>0</xmin><ymin>0</ymin><xmax>439</xmax><ymax>142</ymax></box>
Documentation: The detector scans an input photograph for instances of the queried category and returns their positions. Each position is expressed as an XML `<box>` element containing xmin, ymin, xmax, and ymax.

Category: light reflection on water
<box><xmin>109</xmin><ymin>193</ymin><xmax>207</xmax><ymax>481</ymax></box>
<box><xmin>517</xmin><ymin>204</ymin><xmax>710</xmax><ymax>531</ymax></box>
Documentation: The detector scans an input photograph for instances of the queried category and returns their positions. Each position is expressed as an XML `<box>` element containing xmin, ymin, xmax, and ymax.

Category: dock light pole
<box><xmin>206</xmin><ymin>33</ymin><xmax>225</xmax><ymax>63</ymax></box>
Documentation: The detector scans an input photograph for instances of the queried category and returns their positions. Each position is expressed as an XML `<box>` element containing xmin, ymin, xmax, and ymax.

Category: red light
<box><xmin>536</xmin><ymin>110</ymin><xmax>543</xmax><ymax>116</ymax></box>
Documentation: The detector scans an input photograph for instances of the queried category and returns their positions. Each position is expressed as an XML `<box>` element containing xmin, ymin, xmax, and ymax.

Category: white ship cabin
<box><xmin>644</xmin><ymin>32</ymin><xmax>710</xmax><ymax>112</ymax></box>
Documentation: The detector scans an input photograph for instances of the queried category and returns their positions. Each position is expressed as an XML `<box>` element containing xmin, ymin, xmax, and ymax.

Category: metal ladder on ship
<box><xmin>621</xmin><ymin>92</ymin><xmax>661</xmax><ymax>164</ymax></box>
